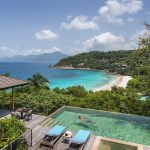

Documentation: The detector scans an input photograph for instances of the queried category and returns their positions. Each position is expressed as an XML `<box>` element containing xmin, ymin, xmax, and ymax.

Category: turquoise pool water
<box><xmin>52</xmin><ymin>107</ymin><xmax>150</xmax><ymax>146</ymax></box>
<box><xmin>139</xmin><ymin>96</ymin><xmax>149</xmax><ymax>101</ymax></box>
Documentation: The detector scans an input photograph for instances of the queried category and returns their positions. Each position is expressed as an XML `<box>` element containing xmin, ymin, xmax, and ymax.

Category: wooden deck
<box><xmin>26</xmin><ymin>114</ymin><xmax>96</xmax><ymax>150</ymax></box>
<box><xmin>36</xmin><ymin>135</ymin><xmax>96</xmax><ymax>150</ymax></box>
<box><xmin>26</xmin><ymin>114</ymin><xmax>49</xmax><ymax>150</ymax></box>
<box><xmin>143</xmin><ymin>146</ymin><xmax>150</xmax><ymax>150</ymax></box>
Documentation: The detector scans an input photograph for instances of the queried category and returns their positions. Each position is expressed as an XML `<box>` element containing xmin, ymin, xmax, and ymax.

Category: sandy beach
<box><xmin>93</xmin><ymin>76</ymin><xmax>132</xmax><ymax>91</ymax></box>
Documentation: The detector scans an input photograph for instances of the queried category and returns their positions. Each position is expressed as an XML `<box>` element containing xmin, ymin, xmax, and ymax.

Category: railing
<box><xmin>0</xmin><ymin>128</ymin><xmax>32</xmax><ymax>150</ymax></box>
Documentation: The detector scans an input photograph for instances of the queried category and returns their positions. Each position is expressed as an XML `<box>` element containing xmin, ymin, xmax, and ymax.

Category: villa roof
<box><xmin>0</xmin><ymin>75</ymin><xmax>28</xmax><ymax>90</ymax></box>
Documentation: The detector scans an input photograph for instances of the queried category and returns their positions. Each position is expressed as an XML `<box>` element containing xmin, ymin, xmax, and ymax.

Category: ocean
<box><xmin>0</xmin><ymin>62</ymin><xmax>117</xmax><ymax>90</ymax></box>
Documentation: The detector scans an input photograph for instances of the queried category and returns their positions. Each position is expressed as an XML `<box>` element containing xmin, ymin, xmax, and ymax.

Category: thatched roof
<box><xmin>0</xmin><ymin>75</ymin><xmax>28</xmax><ymax>90</ymax></box>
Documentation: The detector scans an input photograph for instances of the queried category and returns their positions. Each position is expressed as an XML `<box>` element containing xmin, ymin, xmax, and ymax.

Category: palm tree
<box><xmin>27</xmin><ymin>73</ymin><xmax>50</xmax><ymax>90</ymax></box>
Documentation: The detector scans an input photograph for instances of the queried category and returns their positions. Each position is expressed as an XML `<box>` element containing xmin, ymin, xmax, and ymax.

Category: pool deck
<box><xmin>38</xmin><ymin>135</ymin><xmax>96</xmax><ymax>150</ymax></box>
<box><xmin>1</xmin><ymin>108</ymin><xmax>150</xmax><ymax>150</ymax></box>
<box><xmin>26</xmin><ymin>114</ymin><xmax>48</xmax><ymax>150</ymax></box>
<box><xmin>144</xmin><ymin>147</ymin><xmax>150</xmax><ymax>150</ymax></box>
<box><xmin>26</xmin><ymin>114</ymin><xmax>96</xmax><ymax>150</ymax></box>
<box><xmin>25</xmin><ymin>114</ymin><xmax>150</xmax><ymax>150</ymax></box>
<box><xmin>25</xmin><ymin>111</ymin><xmax>150</xmax><ymax>150</ymax></box>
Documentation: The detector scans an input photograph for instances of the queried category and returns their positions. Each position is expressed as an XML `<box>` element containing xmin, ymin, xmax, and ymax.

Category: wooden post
<box><xmin>31</xmin><ymin>129</ymin><xmax>32</xmax><ymax>146</ymax></box>
<box><xmin>12</xmin><ymin>88</ymin><xmax>15</xmax><ymax>111</ymax></box>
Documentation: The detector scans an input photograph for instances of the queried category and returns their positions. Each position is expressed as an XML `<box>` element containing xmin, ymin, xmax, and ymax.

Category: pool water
<box><xmin>99</xmin><ymin>140</ymin><xmax>137</xmax><ymax>150</ymax></box>
<box><xmin>52</xmin><ymin>107</ymin><xmax>150</xmax><ymax>146</ymax></box>
<box><xmin>139</xmin><ymin>96</ymin><xmax>149</xmax><ymax>101</ymax></box>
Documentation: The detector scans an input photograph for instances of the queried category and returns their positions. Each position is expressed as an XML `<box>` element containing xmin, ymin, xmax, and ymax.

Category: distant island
<box><xmin>0</xmin><ymin>51</ymin><xmax>67</xmax><ymax>65</ymax></box>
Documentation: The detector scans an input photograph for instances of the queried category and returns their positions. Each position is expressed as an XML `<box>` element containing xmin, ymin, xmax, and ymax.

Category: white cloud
<box><xmin>75</xmin><ymin>41</ymin><xmax>80</xmax><ymax>45</ymax></box>
<box><xmin>0</xmin><ymin>46</ymin><xmax>16</xmax><ymax>57</ymax></box>
<box><xmin>84</xmin><ymin>32</ymin><xmax>124</xmax><ymax>49</ymax></box>
<box><xmin>62</xmin><ymin>46</ymin><xmax>88</xmax><ymax>55</ymax></box>
<box><xmin>83</xmin><ymin>28</ymin><xmax>147</xmax><ymax>51</ymax></box>
<box><xmin>35</xmin><ymin>29</ymin><xmax>58</xmax><ymax>40</ymax></box>
<box><xmin>67</xmin><ymin>15</ymin><xmax>73</xmax><ymax>20</ymax></box>
<box><xmin>124</xmin><ymin>29</ymin><xmax>147</xmax><ymax>50</ymax></box>
<box><xmin>131</xmin><ymin>29</ymin><xmax>146</xmax><ymax>42</ymax></box>
<box><xmin>107</xmin><ymin>17</ymin><xmax>124</xmax><ymax>25</ymax></box>
<box><xmin>61</xmin><ymin>15</ymin><xmax>99</xmax><ymax>30</ymax></box>
<box><xmin>0</xmin><ymin>46</ymin><xmax>61</xmax><ymax>58</ymax></box>
<box><xmin>98</xmin><ymin>0</ymin><xmax>143</xmax><ymax>24</ymax></box>
<box><xmin>126</xmin><ymin>18</ymin><xmax>134</xmax><ymax>22</ymax></box>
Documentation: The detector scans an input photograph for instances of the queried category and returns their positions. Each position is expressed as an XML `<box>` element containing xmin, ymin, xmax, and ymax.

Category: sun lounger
<box><xmin>40</xmin><ymin>125</ymin><xmax>66</xmax><ymax>149</ymax></box>
<box><xmin>67</xmin><ymin>130</ymin><xmax>90</xmax><ymax>150</ymax></box>
<box><xmin>24</xmin><ymin>110</ymin><xmax>32</xmax><ymax>121</ymax></box>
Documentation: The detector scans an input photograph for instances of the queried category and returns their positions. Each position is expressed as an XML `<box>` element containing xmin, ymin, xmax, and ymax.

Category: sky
<box><xmin>0</xmin><ymin>0</ymin><xmax>149</xmax><ymax>57</ymax></box>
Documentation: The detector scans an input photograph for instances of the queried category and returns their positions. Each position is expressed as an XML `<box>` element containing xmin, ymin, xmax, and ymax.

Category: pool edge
<box><xmin>64</xmin><ymin>105</ymin><xmax>150</xmax><ymax>120</ymax></box>
<box><xmin>91</xmin><ymin>137</ymin><xmax>144</xmax><ymax>150</ymax></box>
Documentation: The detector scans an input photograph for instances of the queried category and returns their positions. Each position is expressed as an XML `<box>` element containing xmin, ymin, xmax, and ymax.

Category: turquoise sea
<box><xmin>0</xmin><ymin>62</ymin><xmax>117</xmax><ymax>90</ymax></box>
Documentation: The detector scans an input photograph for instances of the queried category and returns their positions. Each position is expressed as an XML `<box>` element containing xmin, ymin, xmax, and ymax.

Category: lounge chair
<box><xmin>67</xmin><ymin>130</ymin><xmax>90</xmax><ymax>150</ymax></box>
<box><xmin>40</xmin><ymin>125</ymin><xmax>66</xmax><ymax>149</ymax></box>
<box><xmin>11</xmin><ymin>111</ymin><xmax>21</xmax><ymax>119</ymax></box>
<box><xmin>24</xmin><ymin>110</ymin><xmax>32</xmax><ymax>121</ymax></box>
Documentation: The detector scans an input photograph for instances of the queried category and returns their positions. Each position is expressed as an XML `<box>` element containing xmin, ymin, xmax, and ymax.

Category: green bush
<box><xmin>0</xmin><ymin>118</ymin><xmax>26</xmax><ymax>148</ymax></box>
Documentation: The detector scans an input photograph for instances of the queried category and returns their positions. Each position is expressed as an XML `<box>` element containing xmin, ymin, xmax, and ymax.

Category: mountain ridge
<box><xmin>0</xmin><ymin>51</ymin><xmax>67</xmax><ymax>65</ymax></box>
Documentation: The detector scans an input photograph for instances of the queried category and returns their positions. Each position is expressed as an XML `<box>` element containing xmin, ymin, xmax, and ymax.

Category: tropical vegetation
<box><xmin>0</xmin><ymin>118</ymin><xmax>26</xmax><ymax>149</ymax></box>
<box><xmin>0</xmin><ymin>84</ymin><xmax>150</xmax><ymax>116</ymax></box>
<box><xmin>27</xmin><ymin>72</ymin><xmax>50</xmax><ymax>90</ymax></box>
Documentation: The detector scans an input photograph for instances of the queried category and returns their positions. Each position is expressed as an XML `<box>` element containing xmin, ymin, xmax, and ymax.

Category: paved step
<box><xmin>39</xmin><ymin>116</ymin><xmax>50</xmax><ymax>125</ymax></box>
<box><xmin>47</xmin><ymin>118</ymin><xmax>55</xmax><ymax>126</ymax></box>
<box><xmin>40</xmin><ymin>117</ymin><xmax>52</xmax><ymax>126</ymax></box>
<box><xmin>49</xmin><ymin>120</ymin><xmax>58</xmax><ymax>127</ymax></box>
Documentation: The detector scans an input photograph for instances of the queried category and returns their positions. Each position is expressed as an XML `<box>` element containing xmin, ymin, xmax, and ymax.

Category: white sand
<box><xmin>93</xmin><ymin>76</ymin><xmax>132</xmax><ymax>91</ymax></box>
<box><xmin>117</xmin><ymin>76</ymin><xmax>132</xmax><ymax>88</ymax></box>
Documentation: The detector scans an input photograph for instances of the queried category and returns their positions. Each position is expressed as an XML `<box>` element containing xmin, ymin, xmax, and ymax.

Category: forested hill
<box><xmin>55</xmin><ymin>49</ymin><xmax>150</xmax><ymax>76</ymax></box>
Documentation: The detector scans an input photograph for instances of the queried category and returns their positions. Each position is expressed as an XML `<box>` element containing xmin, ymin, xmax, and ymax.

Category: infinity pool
<box><xmin>51</xmin><ymin>106</ymin><xmax>150</xmax><ymax>146</ymax></box>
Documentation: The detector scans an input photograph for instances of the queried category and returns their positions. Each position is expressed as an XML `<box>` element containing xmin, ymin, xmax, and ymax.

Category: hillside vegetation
<box><xmin>55</xmin><ymin>49</ymin><xmax>150</xmax><ymax>76</ymax></box>
<box><xmin>0</xmin><ymin>86</ymin><xmax>149</xmax><ymax>117</ymax></box>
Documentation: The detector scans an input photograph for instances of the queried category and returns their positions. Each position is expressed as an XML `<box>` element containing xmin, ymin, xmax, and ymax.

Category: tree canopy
<box><xmin>27</xmin><ymin>73</ymin><xmax>50</xmax><ymax>90</ymax></box>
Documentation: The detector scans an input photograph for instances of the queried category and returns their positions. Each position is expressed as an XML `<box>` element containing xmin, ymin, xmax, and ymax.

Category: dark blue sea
<box><xmin>0</xmin><ymin>62</ymin><xmax>117</xmax><ymax>90</ymax></box>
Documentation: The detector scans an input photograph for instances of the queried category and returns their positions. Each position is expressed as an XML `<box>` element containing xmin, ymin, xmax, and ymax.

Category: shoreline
<box><xmin>53</xmin><ymin>66</ymin><xmax>117</xmax><ymax>75</ymax></box>
<box><xmin>93</xmin><ymin>76</ymin><xmax>132</xmax><ymax>91</ymax></box>
<box><xmin>54</xmin><ymin>66</ymin><xmax>132</xmax><ymax>91</ymax></box>
<box><xmin>54</xmin><ymin>66</ymin><xmax>98</xmax><ymax>71</ymax></box>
